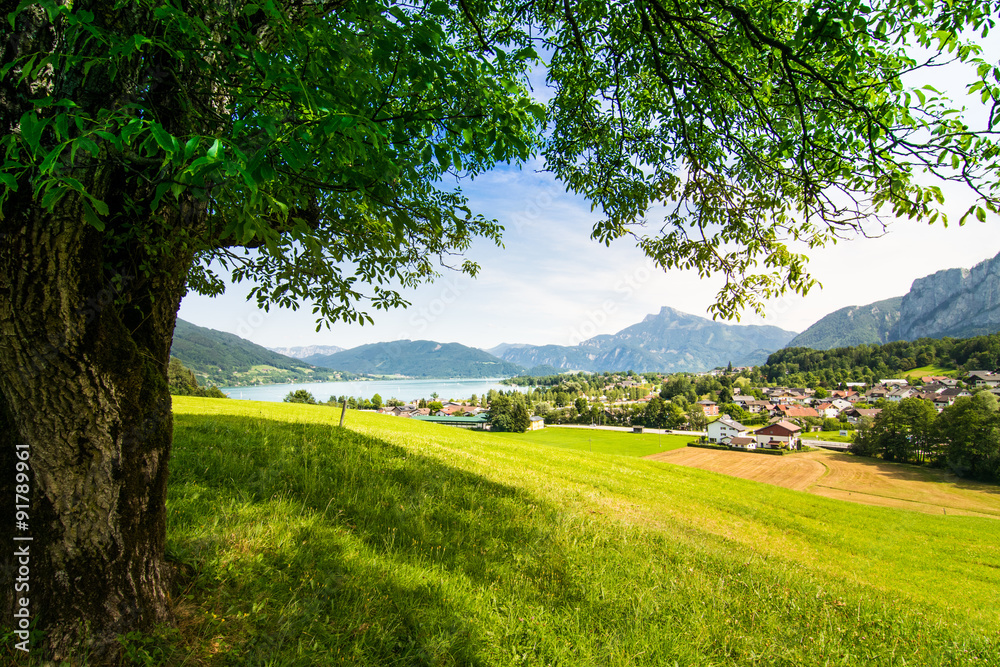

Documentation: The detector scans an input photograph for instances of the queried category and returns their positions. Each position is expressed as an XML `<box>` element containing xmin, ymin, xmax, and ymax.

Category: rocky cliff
<box><xmin>893</xmin><ymin>252</ymin><xmax>1000</xmax><ymax>341</ymax></box>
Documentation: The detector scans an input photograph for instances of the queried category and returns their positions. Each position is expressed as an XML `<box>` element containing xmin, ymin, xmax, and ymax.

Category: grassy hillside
<box><xmin>149</xmin><ymin>398</ymin><xmax>999</xmax><ymax>666</ymax></box>
<box><xmin>171</xmin><ymin>318</ymin><xmax>352</xmax><ymax>386</ymax></box>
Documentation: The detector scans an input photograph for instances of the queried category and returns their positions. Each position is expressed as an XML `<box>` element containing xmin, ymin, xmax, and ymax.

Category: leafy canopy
<box><xmin>2</xmin><ymin>0</ymin><xmax>999</xmax><ymax>322</ymax></box>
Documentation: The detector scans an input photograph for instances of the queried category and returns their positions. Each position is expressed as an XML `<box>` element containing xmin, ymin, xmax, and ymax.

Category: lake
<box><xmin>219</xmin><ymin>378</ymin><xmax>527</xmax><ymax>403</ymax></box>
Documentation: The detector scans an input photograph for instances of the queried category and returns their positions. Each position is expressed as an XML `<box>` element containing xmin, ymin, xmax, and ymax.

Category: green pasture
<box><xmin>490</xmin><ymin>426</ymin><xmax>689</xmax><ymax>457</ymax></box>
<box><xmin>111</xmin><ymin>397</ymin><xmax>1000</xmax><ymax>666</ymax></box>
<box><xmin>900</xmin><ymin>365</ymin><xmax>957</xmax><ymax>379</ymax></box>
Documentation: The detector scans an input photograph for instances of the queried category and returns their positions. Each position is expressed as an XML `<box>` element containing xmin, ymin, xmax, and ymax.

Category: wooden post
<box><xmin>339</xmin><ymin>398</ymin><xmax>348</xmax><ymax>427</ymax></box>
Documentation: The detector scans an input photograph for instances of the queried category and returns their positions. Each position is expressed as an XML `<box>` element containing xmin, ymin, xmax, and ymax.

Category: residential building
<box><xmin>707</xmin><ymin>417</ymin><xmax>748</xmax><ymax>444</ymax></box>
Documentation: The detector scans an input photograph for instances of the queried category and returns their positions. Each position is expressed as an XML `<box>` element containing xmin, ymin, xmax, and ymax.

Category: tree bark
<box><xmin>0</xmin><ymin>193</ymin><xmax>191</xmax><ymax>661</ymax></box>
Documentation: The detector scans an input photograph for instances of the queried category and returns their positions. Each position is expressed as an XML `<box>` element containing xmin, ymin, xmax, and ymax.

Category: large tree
<box><xmin>1</xmin><ymin>0</ymin><xmax>998</xmax><ymax>661</ymax></box>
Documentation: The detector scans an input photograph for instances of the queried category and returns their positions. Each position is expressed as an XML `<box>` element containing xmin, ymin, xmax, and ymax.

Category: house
<box><xmin>774</xmin><ymin>405</ymin><xmax>819</xmax><ymax>420</ymax></box>
<box><xmin>707</xmin><ymin>417</ymin><xmax>748</xmax><ymax>444</ymax></box>
<box><xmin>814</xmin><ymin>402</ymin><xmax>840</xmax><ymax>419</ymax></box>
<box><xmin>528</xmin><ymin>416</ymin><xmax>545</xmax><ymax>431</ymax></box>
<box><xmin>886</xmin><ymin>387</ymin><xmax>917</xmax><ymax>403</ymax></box>
<box><xmin>830</xmin><ymin>398</ymin><xmax>852</xmax><ymax>412</ymax></box>
<box><xmin>745</xmin><ymin>400</ymin><xmax>774</xmax><ymax>414</ymax></box>
<box><xmin>729</xmin><ymin>436</ymin><xmax>757</xmax><ymax>450</ymax></box>
<box><xmin>844</xmin><ymin>408</ymin><xmax>882</xmax><ymax>424</ymax></box>
<box><xmin>697</xmin><ymin>400</ymin><xmax>719</xmax><ymax>416</ymax></box>
<box><xmin>753</xmin><ymin>421</ymin><xmax>802</xmax><ymax>449</ymax></box>
<box><xmin>967</xmin><ymin>371</ymin><xmax>1000</xmax><ymax>388</ymax></box>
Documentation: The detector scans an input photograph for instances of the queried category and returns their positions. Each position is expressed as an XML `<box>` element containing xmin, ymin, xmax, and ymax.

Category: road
<box><xmin>801</xmin><ymin>439</ymin><xmax>850</xmax><ymax>451</ymax></box>
<box><xmin>548</xmin><ymin>424</ymin><xmax>706</xmax><ymax>436</ymax></box>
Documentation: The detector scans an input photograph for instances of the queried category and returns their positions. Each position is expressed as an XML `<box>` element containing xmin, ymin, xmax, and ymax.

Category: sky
<box><xmin>177</xmin><ymin>35</ymin><xmax>1000</xmax><ymax>353</ymax></box>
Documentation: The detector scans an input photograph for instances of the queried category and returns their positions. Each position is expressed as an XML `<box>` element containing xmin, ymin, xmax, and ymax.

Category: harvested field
<box><xmin>646</xmin><ymin>447</ymin><xmax>1000</xmax><ymax>518</ymax></box>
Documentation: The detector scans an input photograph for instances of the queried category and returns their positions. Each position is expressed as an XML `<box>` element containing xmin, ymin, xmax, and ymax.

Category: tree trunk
<box><xmin>0</xmin><ymin>196</ymin><xmax>190</xmax><ymax>661</ymax></box>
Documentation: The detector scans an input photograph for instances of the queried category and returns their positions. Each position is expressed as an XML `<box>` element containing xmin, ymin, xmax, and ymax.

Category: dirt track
<box><xmin>646</xmin><ymin>447</ymin><xmax>1000</xmax><ymax>518</ymax></box>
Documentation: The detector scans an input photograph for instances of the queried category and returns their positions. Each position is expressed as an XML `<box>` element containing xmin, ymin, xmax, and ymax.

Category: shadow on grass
<box><xmin>166</xmin><ymin>413</ymin><xmax>583</xmax><ymax>665</ymax></box>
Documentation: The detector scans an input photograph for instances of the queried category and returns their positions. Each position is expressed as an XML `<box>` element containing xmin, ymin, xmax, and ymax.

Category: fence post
<box><xmin>339</xmin><ymin>399</ymin><xmax>348</xmax><ymax>427</ymax></box>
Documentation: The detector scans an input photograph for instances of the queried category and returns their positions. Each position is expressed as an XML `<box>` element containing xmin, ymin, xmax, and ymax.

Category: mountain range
<box><xmin>302</xmin><ymin>340</ymin><xmax>526</xmax><ymax>378</ymax></box>
<box><xmin>175</xmin><ymin>249</ymin><xmax>1000</xmax><ymax>379</ymax></box>
<box><xmin>268</xmin><ymin>344</ymin><xmax>345</xmax><ymax>359</ymax></box>
<box><xmin>789</xmin><ymin>249</ymin><xmax>1000</xmax><ymax>350</ymax></box>
<box><xmin>490</xmin><ymin>306</ymin><xmax>797</xmax><ymax>372</ymax></box>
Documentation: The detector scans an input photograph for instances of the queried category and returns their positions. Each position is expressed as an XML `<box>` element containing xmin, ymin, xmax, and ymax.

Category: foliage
<box><xmin>167</xmin><ymin>357</ymin><xmax>228</xmax><ymax>398</ymax></box>
<box><xmin>935</xmin><ymin>392</ymin><xmax>1000</xmax><ymax>481</ymax></box>
<box><xmin>760</xmin><ymin>332</ymin><xmax>1000</xmax><ymax>387</ymax></box>
<box><xmin>283</xmin><ymin>389</ymin><xmax>317</xmax><ymax>405</ymax></box>
<box><xmin>487</xmin><ymin>391</ymin><xmax>530</xmax><ymax>432</ymax></box>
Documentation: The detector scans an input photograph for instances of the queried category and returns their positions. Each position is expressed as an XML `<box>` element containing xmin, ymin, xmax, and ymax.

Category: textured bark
<box><xmin>0</xmin><ymin>4</ymin><xmax>199</xmax><ymax>660</ymax></box>
<box><xmin>0</xmin><ymin>190</ymin><xmax>192</xmax><ymax>660</ymax></box>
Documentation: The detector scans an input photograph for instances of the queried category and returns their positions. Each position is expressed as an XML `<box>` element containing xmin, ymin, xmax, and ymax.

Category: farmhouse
<box><xmin>528</xmin><ymin>416</ymin><xmax>545</xmax><ymax>431</ymax></box>
<box><xmin>753</xmin><ymin>421</ymin><xmax>802</xmax><ymax>449</ymax></box>
<box><xmin>707</xmin><ymin>417</ymin><xmax>748</xmax><ymax>444</ymax></box>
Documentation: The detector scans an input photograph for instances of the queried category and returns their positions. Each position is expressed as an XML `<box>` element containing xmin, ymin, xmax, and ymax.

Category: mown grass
<box><xmin>901</xmin><ymin>365</ymin><xmax>957</xmax><ymax>379</ymax></box>
<box><xmin>490</xmin><ymin>427</ymin><xmax>689</xmax><ymax>457</ymax></box>
<box><xmin>148</xmin><ymin>397</ymin><xmax>1000</xmax><ymax>666</ymax></box>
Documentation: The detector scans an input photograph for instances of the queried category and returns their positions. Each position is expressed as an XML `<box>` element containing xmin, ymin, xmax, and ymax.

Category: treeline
<box><xmin>168</xmin><ymin>358</ymin><xmax>228</xmax><ymax>398</ymax></box>
<box><xmin>851</xmin><ymin>395</ymin><xmax>1000</xmax><ymax>482</ymax></box>
<box><xmin>761</xmin><ymin>333</ymin><xmax>1000</xmax><ymax>385</ymax></box>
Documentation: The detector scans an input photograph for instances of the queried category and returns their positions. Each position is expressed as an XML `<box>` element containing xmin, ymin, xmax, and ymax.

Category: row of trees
<box><xmin>851</xmin><ymin>394</ymin><xmax>1000</xmax><ymax>481</ymax></box>
<box><xmin>167</xmin><ymin>358</ymin><xmax>228</xmax><ymax>399</ymax></box>
<box><xmin>762</xmin><ymin>333</ymin><xmax>1000</xmax><ymax>386</ymax></box>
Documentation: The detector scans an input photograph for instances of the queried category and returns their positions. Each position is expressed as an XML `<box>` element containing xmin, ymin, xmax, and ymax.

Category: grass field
<box><xmin>490</xmin><ymin>426</ymin><xmax>689</xmax><ymax>457</ymax></box>
<box><xmin>807</xmin><ymin>430</ymin><xmax>853</xmax><ymax>443</ymax></box>
<box><xmin>93</xmin><ymin>397</ymin><xmax>1000</xmax><ymax>665</ymax></box>
<box><xmin>900</xmin><ymin>365</ymin><xmax>957</xmax><ymax>379</ymax></box>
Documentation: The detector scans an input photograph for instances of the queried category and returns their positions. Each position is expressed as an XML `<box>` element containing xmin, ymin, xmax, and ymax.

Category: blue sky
<box><xmin>178</xmin><ymin>37</ymin><xmax>1000</xmax><ymax>352</ymax></box>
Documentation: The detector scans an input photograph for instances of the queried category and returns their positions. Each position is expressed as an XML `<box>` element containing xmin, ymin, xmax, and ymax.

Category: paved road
<box><xmin>548</xmin><ymin>424</ymin><xmax>706</xmax><ymax>437</ymax></box>
<box><xmin>802</xmin><ymin>439</ymin><xmax>850</xmax><ymax>451</ymax></box>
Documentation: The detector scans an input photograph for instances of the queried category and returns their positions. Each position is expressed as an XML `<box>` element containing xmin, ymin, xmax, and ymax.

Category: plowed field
<box><xmin>646</xmin><ymin>447</ymin><xmax>1000</xmax><ymax>518</ymax></box>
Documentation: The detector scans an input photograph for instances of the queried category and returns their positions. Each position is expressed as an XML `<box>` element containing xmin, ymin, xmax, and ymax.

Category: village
<box><xmin>362</xmin><ymin>369</ymin><xmax>1000</xmax><ymax>453</ymax></box>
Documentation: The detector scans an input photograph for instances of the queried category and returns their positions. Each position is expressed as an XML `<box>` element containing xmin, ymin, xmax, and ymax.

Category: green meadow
<box><xmin>145</xmin><ymin>397</ymin><xmax>999</xmax><ymax>665</ymax></box>
<box><xmin>490</xmin><ymin>426</ymin><xmax>690</xmax><ymax>457</ymax></box>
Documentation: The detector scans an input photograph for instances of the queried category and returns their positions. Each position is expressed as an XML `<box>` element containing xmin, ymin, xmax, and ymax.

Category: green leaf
<box><xmin>150</xmin><ymin>124</ymin><xmax>177</xmax><ymax>153</ymax></box>
<box><xmin>82</xmin><ymin>199</ymin><xmax>105</xmax><ymax>231</ymax></box>
<box><xmin>19</xmin><ymin>112</ymin><xmax>45</xmax><ymax>150</ymax></box>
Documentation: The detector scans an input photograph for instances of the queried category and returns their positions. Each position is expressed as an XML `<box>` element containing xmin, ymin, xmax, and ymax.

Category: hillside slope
<box><xmin>170</xmin><ymin>318</ymin><xmax>346</xmax><ymax>386</ymax></box>
<box><xmin>306</xmin><ymin>339</ymin><xmax>526</xmax><ymax>377</ymax></box>
<box><xmin>166</xmin><ymin>397</ymin><xmax>1000</xmax><ymax>666</ymax></box>
<box><xmin>786</xmin><ymin>296</ymin><xmax>903</xmax><ymax>349</ymax></box>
